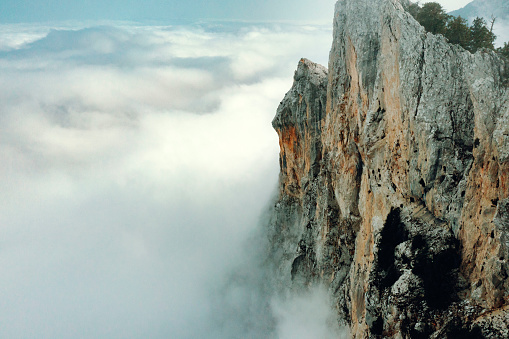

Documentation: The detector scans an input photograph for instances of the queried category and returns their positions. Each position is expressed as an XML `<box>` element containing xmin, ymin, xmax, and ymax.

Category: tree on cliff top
<box><xmin>445</xmin><ymin>16</ymin><xmax>471</xmax><ymax>50</ymax></box>
<box><xmin>405</xmin><ymin>2</ymin><xmax>503</xmax><ymax>55</ymax></box>
<box><xmin>498</xmin><ymin>42</ymin><xmax>509</xmax><ymax>59</ymax></box>
<box><xmin>469</xmin><ymin>17</ymin><xmax>496</xmax><ymax>52</ymax></box>
<box><xmin>416</xmin><ymin>2</ymin><xmax>449</xmax><ymax>35</ymax></box>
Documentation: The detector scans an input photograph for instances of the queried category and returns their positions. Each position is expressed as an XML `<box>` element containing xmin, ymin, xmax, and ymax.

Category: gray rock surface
<box><xmin>268</xmin><ymin>0</ymin><xmax>509</xmax><ymax>337</ymax></box>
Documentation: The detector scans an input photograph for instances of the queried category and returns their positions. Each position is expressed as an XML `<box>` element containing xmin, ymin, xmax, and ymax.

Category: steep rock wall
<box><xmin>268</xmin><ymin>0</ymin><xmax>509</xmax><ymax>337</ymax></box>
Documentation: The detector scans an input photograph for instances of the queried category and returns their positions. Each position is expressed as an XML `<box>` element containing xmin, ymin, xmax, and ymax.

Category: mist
<box><xmin>272</xmin><ymin>287</ymin><xmax>349</xmax><ymax>339</ymax></box>
<box><xmin>0</xmin><ymin>22</ymin><xmax>344</xmax><ymax>338</ymax></box>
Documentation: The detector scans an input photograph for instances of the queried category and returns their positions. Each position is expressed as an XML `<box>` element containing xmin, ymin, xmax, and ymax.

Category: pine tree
<box><xmin>445</xmin><ymin>16</ymin><xmax>471</xmax><ymax>50</ymax></box>
<box><xmin>416</xmin><ymin>2</ymin><xmax>450</xmax><ymax>35</ymax></box>
<box><xmin>404</xmin><ymin>2</ymin><xmax>503</xmax><ymax>55</ymax></box>
<box><xmin>469</xmin><ymin>17</ymin><xmax>496</xmax><ymax>52</ymax></box>
<box><xmin>498</xmin><ymin>42</ymin><xmax>509</xmax><ymax>59</ymax></box>
<box><xmin>406</xmin><ymin>2</ymin><xmax>421</xmax><ymax>18</ymax></box>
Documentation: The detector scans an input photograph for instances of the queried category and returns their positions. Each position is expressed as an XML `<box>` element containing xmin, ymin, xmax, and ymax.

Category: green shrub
<box><xmin>404</xmin><ymin>2</ymin><xmax>504</xmax><ymax>55</ymax></box>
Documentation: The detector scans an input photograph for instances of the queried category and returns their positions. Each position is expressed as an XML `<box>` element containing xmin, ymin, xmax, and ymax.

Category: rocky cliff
<box><xmin>268</xmin><ymin>0</ymin><xmax>509</xmax><ymax>337</ymax></box>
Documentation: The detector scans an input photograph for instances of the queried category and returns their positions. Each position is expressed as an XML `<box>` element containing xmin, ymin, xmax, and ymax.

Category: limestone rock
<box><xmin>268</xmin><ymin>0</ymin><xmax>509</xmax><ymax>337</ymax></box>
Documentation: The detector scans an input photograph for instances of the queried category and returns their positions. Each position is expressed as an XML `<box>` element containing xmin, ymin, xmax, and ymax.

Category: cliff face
<box><xmin>269</xmin><ymin>0</ymin><xmax>509</xmax><ymax>337</ymax></box>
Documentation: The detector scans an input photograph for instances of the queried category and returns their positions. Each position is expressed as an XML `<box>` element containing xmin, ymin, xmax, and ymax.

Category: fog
<box><xmin>493</xmin><ymin>21</ymin><xmax>509</xmax><ymax>47</ymax></box>
<box><xmin>0</xmin><ymin>22</ymin><xmax>346</xmax><ymax>338</ymax></box>
<box><xmin>272</xmin><ymin>288</ymin><xmax>348</xmax><ymax>339</ymax></box>
<box><xmin>432</xmin><ymin>0</ymin><xmax>472</xmax><ymax>12</ymax></box>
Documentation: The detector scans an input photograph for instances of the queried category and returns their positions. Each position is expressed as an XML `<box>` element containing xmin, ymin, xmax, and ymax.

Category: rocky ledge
<box><xmin>268</xmin><ymin>0</ymin><xmax>509</xmax><ymax>337</ymax></box>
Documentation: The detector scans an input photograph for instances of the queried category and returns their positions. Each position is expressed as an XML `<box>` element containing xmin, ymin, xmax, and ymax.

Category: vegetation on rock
<box><xmin>404</xmin><ymin>1</ymin><xmax>507</xmax><ymax>57</ymax></box>
<box><xmin>498</xmin><ymin>42</ymin><xmax>509</xmax><ymax>59</ymax></box>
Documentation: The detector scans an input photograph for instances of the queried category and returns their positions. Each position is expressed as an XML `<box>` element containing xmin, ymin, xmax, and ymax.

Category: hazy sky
<box><xmin>433</xmin><ymin>0</ymin><xmax>476</xmax><ymax>11</ymax></box>
<box><xmin>0</xmin><ymin>0</ymin><xmax>474</xmax><ymax>23</ymax></box>
<box><xmin>0</xmin><ymin>0</ymin><xmax>337</xmax><ymax>23</ymax></box>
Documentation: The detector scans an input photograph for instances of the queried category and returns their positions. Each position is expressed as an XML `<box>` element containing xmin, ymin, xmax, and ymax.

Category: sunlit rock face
<box><xmin>268</xmin><ymin>0</ymin><xmax>509</xmax><ymax>337</ymax></box>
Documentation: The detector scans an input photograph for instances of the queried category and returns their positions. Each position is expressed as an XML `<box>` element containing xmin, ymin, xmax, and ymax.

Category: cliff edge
<box><xmin>269</xmin><ymin>0</ymin><xmax>509</xmax><ymax>337</ymax></box>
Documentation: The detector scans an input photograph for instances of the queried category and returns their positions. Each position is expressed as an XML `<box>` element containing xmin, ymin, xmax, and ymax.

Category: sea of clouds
<box><xmin>0</xmin><ymin>21</ymin><xmax>346</xmax><ymax>338</ymax></box>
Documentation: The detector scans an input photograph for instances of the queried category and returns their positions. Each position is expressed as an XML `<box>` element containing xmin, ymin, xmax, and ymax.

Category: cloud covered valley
<box><xmin>0</xmin><ymin>21</ymin><xmax>346</xmax><ymax>338</ymax></box>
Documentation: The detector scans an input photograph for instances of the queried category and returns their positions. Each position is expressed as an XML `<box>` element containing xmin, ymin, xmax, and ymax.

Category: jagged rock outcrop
<box><xmin>268</xmin><ymin>0</ymin><xmax>509</xmax><ymax>337</ymax></box>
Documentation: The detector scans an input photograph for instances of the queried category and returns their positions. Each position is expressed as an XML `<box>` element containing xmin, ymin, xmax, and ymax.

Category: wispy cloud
<box><xmin>272</xmin><ymin>287</ymin><xmax>349</xmax><ymax>339</ymax></box>
<box><xmin>0</xmin><ymin>22</ymin><xmax>335</xmax><ymax>338</ymax></box>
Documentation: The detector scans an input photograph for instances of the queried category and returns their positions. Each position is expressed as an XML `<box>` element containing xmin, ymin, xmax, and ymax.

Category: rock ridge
<box><xmin>268</xmin><ymin>0</ymin><xmax>509</xmax><ymax>337</ymax></box>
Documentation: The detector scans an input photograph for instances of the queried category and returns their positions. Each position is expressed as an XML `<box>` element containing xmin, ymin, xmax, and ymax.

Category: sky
<box><xmin>0</xmin><ymin>0</ymin><xmax>338</xmax><ymax>23</ymax></box>
<box><xmin>0</xmin><ymin>0</ymin><xmax>475</xmax><ymax>23</ymax></box>
<box><xmin>433</xmin><ymin>0</ymin><xmax>475</xmax><ymax>11</ymax></box>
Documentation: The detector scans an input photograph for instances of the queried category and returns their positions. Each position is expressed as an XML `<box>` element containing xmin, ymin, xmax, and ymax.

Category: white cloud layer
<box><xmin>272</xmin><ymin>287</ymin><xmax>349</xmax><ymax>339</ymax></box>
<box><xmin>0</xmin><ymin>22</ymin><xmax>337</xmax><ymax>338</ymax></box>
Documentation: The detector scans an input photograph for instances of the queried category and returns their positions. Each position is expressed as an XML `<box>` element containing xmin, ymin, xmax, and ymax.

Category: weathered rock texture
<box><xmin>268</xmin><ymin>0</ymin><xmax>509</xmax><ymax>337</ymax></box>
